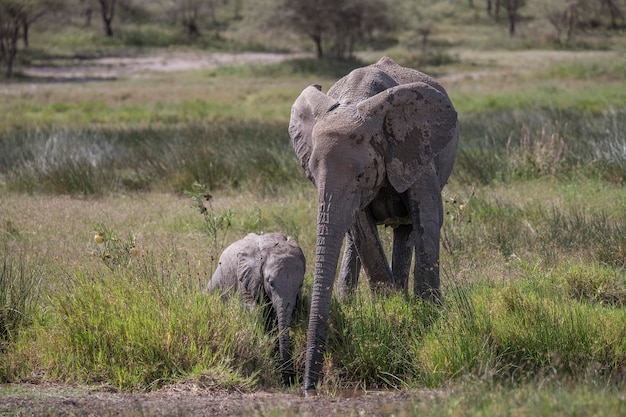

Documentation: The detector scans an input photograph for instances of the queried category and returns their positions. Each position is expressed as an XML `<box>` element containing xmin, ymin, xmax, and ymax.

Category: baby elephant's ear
<box><xmin>357</xmin><ymin>82</ymin><xmax>458</xmax><ymax>193</ymax></box>
<box><xmin>237</xmin><ymin>249</ymin><xmax>264</xmax><ymax>305</ymax></box>
<box><xmin>289</xmin><ymin>85</ymin><xmax>339</xmax><ymax>183</ymax></box>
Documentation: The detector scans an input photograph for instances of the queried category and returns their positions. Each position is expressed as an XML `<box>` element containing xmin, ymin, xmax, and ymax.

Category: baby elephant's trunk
<box><xmin>275</xmin><ymin>300</ymin><xmax>296</xmax><ymax>386</ymax></box>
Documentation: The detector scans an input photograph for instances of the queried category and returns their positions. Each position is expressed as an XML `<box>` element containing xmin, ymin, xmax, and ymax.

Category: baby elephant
<box><xmin>207</xmin><ymin>232</ymin><xmax>306</xmax><ymax>385</ymax></box>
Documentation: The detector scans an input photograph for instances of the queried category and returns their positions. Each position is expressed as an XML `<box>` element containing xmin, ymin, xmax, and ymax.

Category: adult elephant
<box><xmin>288</xmin><ymin>56</ymin><xmax>459</xmax><ymax>392</ymax></box>
<box><xmin>207</xmin><ymin>232</ymin><xmax>306</xmax><ymax>386</ymax></box>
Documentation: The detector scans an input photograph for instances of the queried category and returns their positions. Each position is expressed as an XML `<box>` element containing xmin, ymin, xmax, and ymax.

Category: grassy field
<box><xmin>1</xmin><ymin>27</ymin><xmax>626</xmax><ymax>415</ymax></box>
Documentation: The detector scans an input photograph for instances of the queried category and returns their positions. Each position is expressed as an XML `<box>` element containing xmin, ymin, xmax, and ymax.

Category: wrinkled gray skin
<box><xmin>207</xmin><ymin>232</ymin><xmax>306</xmax><ymax>386</ymax></box>
<box><xmin>288</xmin><ymin>57</ymin><xmax>459</xmax><ymax>392</ymax></box>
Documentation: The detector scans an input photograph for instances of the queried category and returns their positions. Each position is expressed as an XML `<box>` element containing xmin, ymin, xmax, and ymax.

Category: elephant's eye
<box><xmin>356</xmin><ymin>171</ymin><xmax>365</xmax><ymax>181</ymax></box>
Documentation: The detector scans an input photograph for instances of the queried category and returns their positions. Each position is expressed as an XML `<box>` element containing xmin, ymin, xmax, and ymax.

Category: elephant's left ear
<box><xmin>237</xmin><ymin>250</ymin><xmax>264</xmax><ymax>304</ymax></box>
<box><xmin>357</xmin><ymin>81</ymin><xmax>458</xmax><ymax>193</ymax></box>
<box><xmin>289</xmin><ymin>85</ymin><xmax>340</xmax><ymax>184</ymax></box>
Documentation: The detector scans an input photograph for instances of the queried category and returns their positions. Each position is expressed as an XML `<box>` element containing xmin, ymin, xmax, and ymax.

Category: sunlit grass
<box><xmin>9</xmin><ymin>270</ymin><xmax>276</xmax><ymax>391</ymax></box>
<box><xmin>1</xmin><ymin>170</ymin><xmax>624</xmax><ymax>391</ymax></box>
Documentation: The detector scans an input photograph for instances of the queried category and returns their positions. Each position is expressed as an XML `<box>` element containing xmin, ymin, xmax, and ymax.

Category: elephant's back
<box><xmin>373</xmin><ymin>56</ymin><xmax>447</xmax><ymax>96</ymax></box>
<box><xmin>327</xmin><ymin>56</ymin><xmax>448</xmax><ymax>105</ymax></box>
<box><xmin>327</xmin><ymin>65</ymin><xmax>397</xmax><ymax>105</ymax></box>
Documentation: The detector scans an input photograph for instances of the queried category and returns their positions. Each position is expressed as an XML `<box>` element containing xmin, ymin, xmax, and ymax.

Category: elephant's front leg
<box><xmin>391</xmin><ymin>224</ymin><xmax>413</xmax><ymax>291</ymax></box>
<box><xmin>337</xmin><ymin>231</ymin><xmax>360</xmax><ymax>298</ymax></box>
<box><xmin>409</xmin><ymin>167</ymin><xmax>444</xmax><ymax>302</ymax></box>
<box><xmin>349</xmin><ymin>209</ymin><xmax>393</xmax><ymax>292</ymax></box>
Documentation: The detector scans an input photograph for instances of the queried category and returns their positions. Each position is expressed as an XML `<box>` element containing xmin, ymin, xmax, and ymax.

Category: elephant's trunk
<box><xmin>275</xmin><ymin>301</ymin><xmax>295</xmax><ymax>386</ymax></box>
<box><xmin>304</xmin><ymin>195</ymin><xmax>352</xmax><ymax>391</ymax></box>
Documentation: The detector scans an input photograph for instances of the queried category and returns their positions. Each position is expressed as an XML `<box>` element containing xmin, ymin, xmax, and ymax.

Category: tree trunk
<box><xmin>2</xmin><ymin>24</ymin><xmax>20</xmax><ymax>78</ymax></box>
<box><xmin>508</xmin><ymin>12</ymin><xmax>516</xmax><ymax>36</ymax></box>
<box><xmin>312</xmin><ymin>34</ymin><xmax>323</xmax><ymax>59</ymax></box>
<box><xmin>104</xmin><ymin>18</ymin><xmax>113</xmax><ymax>36</ymax></box>
<box><xmin>98</xmin><ymin>0</ymin><xmax>116</xmax><ymax>37</ymax></box>
<box><xmin>21</xmin><ymin>18</ymin><xmax>29</xmax><ymax>48</ymax></box>
<box><xmin>507</xmin><ymin>2</ymin><xmax>518</xmax><ymax>36</ymax></box>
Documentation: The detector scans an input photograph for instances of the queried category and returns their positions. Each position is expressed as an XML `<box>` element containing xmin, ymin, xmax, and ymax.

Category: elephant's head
<box><xmin>236</xmin><ymin>233</ymin><xmax>306</xmax><ymax>385</ymax></box>
<box><xmin>288</xmin><ymin>62</ymin><xmax>458</xmax><ymax>391</ymax></box>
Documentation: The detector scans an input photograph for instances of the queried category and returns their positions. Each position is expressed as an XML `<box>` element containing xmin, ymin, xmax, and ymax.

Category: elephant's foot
<box><xmin>414</xmin><ymin>264</ymin><xmax>441</xmax><ymax>303</ymax></box>
<box><xmin>281</xmin><ymin>370</ymin><xmax>296</xmax><ymax>387</ymax></box>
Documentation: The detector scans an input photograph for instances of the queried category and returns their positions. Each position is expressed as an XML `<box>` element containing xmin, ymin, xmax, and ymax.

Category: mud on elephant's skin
<box><xmin>289</xmin><ymin>56</ymin><xmax>459</xmax><ymax>392</ymax></box>
<box><xmin>206</xmin><ymin>232</ymin><xmax>306</xmax><ymax>386</ymax></box>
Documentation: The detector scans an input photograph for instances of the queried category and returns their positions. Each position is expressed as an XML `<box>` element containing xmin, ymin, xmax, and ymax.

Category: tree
<box><xmin>96</xmin><ymin>0</ymin><xmax>115</xmax><ymax>36</ymax></box>
<box><xmin>0</xmin><ymin>0</ymin><xmax>62</xmax><ymax>77</ymax></box>
<box><xmin>599</xmin><ymin>0</ymin><xmax>624</xmax><ymax>28</ymax></box>
<box><xmin>274</xmin><ymin>0</ymin><xmax>333</xmax><ymax>58</ymax></box>
<box><xmin>501</xmin><ymin>0</ymin><xmax>526</xmax><ymax>35</ymax></box>
<box><xmin>545</xmin><ymin>1</ymin><xmax>579</xmax><ymax>43</ymax></box>
<box><xmin>165</xmin><ymin>0</ymin><xmax>228</xmax><ymax>40</ymax></box>
<box><xmin>20</xmin><ymin>0</ymin><xmax>65</xmax><ymax>47</ymax></box>
<box><xmin>267</xmin><ymin>0</ymin><xmax>394</xmax><ymax>59</ymax></box>
<box><xmin>0</xmin><ymin>0</ymin><xmax>22</xmax><ymax>77</ymax></box>
<box><xmin>486</xmin><ymin>0</ymin><xmax>501</xmax><ymax>20</ymax></box>
<box><xmin>549</xmin><ymin>0</ymin><xmax>624</xmax><ymax>31</ymax></box>
<box><xmin>398</xmin><ymin>0</ymin><xmax>454</xmax><ymax>54</ymax></box>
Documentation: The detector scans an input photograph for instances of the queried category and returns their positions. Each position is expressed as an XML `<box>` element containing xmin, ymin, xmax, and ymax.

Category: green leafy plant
<box><xmin>185</xmin><ymin>182</ymin><xmax>234</xmax><ymax>270</ymax></box>
<box><xmin>91</xmin><ymin>223</ymin><xmax>138</xmax><ymax>271</ymax></box>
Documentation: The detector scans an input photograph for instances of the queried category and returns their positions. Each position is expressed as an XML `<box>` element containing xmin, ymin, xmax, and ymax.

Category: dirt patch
<box><xmin>20</xmin><ymin>52</ymin><xmax>305</xmax><ymax>81</ymax></box>
<box><xmin>0</xmin><ymin>383</ymin><xmax>440</xmax><ymax>416</ymax></box>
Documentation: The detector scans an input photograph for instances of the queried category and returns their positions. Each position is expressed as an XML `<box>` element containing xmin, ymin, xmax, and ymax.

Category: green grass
<box><xmin>1</xmin><ymin>174</ymin><xmax>624</xmax><ymax>392</ymax></box>
<box><xmin>0</xmin><ymin>244</ymin><xmax>42</xmax><ymax>351</ymax></box>
<box><xmin>1</xmin><ymin>36</ymin><xmax>626</xmax><ymax>416</ymax></box>
<box><xmin>8</xmin><ymin>269</ymin><xmax>275</xmax><ymax>391</ymax></box>
<box><xmin>0</xmin><ymin>122</ymin><xmax>306</xmax><ymax>195</ymax></box>
<box><xmin>3</xmin><ymin>108</ymin><xmax>624</xmax><ymax>196</ymax></box>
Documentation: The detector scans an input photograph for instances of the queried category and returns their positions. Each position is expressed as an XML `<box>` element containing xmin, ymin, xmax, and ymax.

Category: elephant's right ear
<box><xmin>288</xmin><ymin>85</ymin><xmax>339</xmax><ymax>183</ymax></box>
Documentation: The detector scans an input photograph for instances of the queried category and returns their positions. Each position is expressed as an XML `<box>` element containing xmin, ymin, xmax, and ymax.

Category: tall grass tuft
<box><xmin>9</xmin><ymin>266</ymin><xmax>278</xmax><ymax>391</ymax></box>
<box><xmin>0</xmin><ymin>245</ymin><xmax>42</xmax><ymax>351</ymax></box>
<box><xmin>325</xmin><ymin>291</ymin><xmax>439</xmax><ymax>390</ymax></box>
<box><xmin>419</xmin><ymin>275</ymin><xmax>626</xmax><ymax>387</ymax></box>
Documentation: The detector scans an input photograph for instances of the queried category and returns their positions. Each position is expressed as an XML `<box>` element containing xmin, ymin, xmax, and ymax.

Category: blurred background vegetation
<box><xmin>1</xmin><ymin>0</ymin><xmax>625</xmax><ymax>77</ymax></box>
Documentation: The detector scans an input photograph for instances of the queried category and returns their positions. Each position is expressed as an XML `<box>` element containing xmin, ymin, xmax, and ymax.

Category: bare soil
<box><xmin>20</xmin><ymin>51</ymin><xmax>305</xmax><ymax>80</ymax></box>
<box><xmin>0</xmin><ymin>382</ymin><xmax>438</xmax><ymax>416</ymax></box>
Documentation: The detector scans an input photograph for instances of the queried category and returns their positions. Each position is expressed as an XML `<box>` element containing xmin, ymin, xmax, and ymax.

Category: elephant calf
<box><xmin>207</xmin><ymin>232</ymin><xmax>306</xmax><ymax>385</ymax></box>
